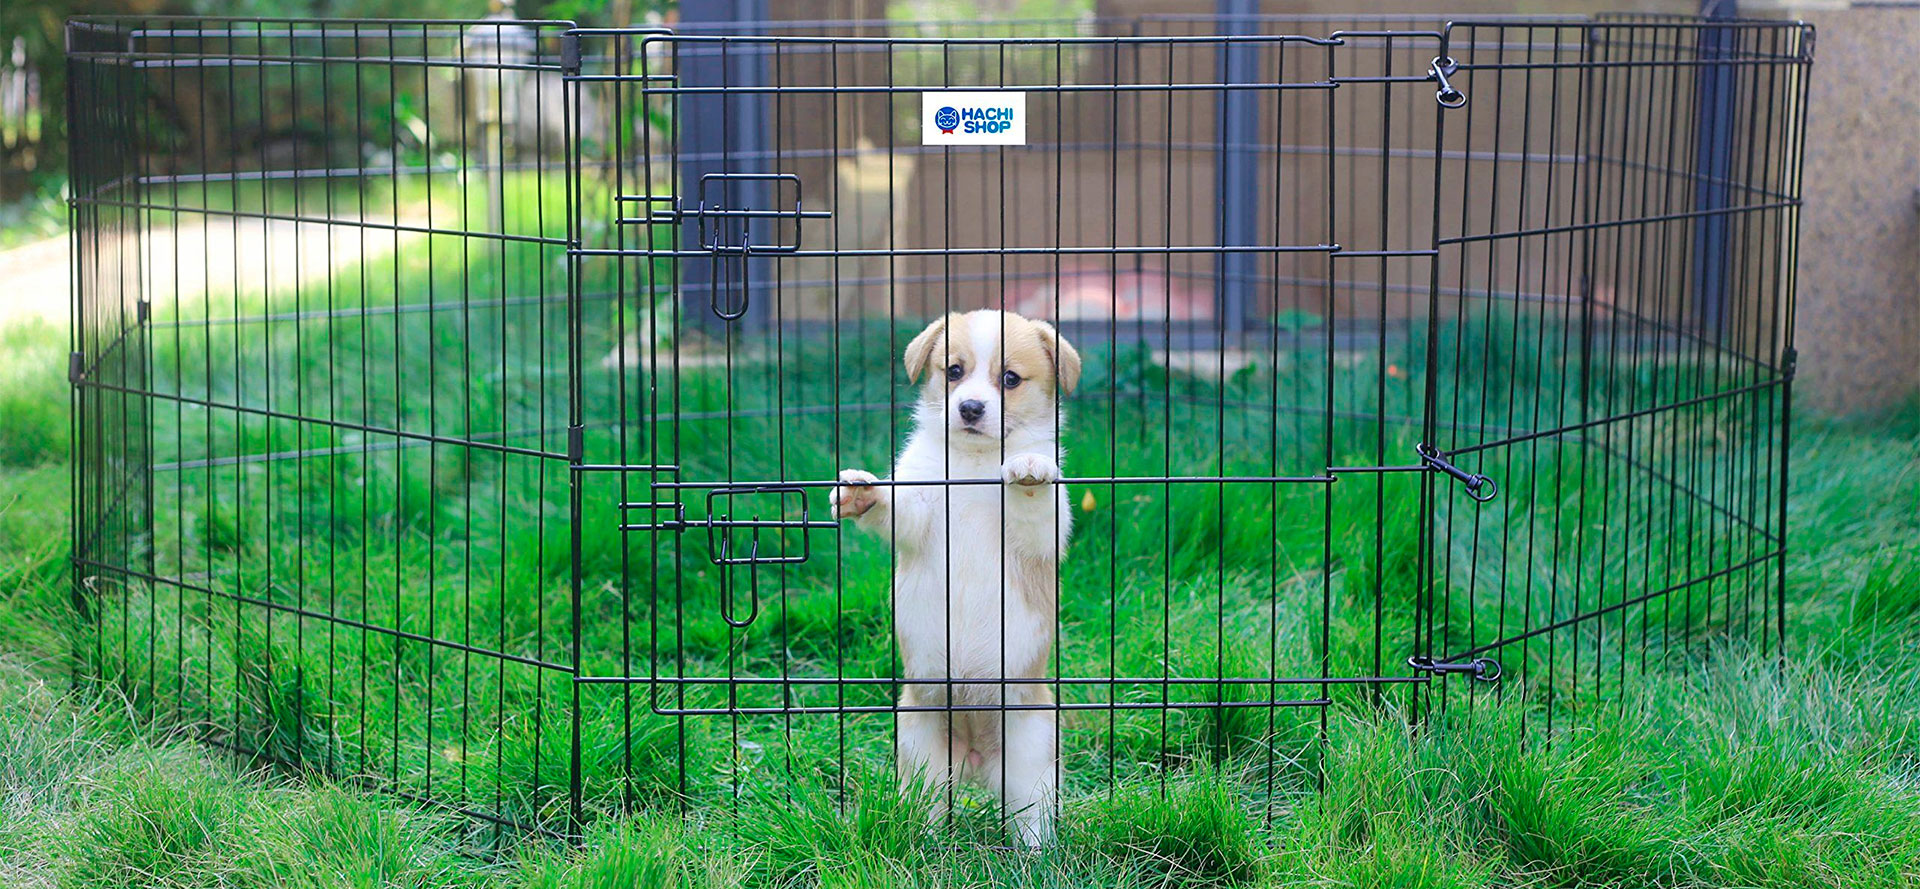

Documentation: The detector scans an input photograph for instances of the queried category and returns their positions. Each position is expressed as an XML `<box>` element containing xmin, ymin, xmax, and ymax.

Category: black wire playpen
<box><xmin>68</xmin><ymin>12</ymin><xmax>1812</xmax><ymax>841</ymax></box>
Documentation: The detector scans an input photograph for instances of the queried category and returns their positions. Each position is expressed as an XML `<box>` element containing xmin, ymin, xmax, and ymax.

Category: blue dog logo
<box><xmin>934</xmin><ymin>106</ymin><xmax>960</xmax><ymax>134</ymax></box>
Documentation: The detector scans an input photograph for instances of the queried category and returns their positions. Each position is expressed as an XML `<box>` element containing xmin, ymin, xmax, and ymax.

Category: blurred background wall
<box><xmin>3</xmin><ymin>0</ymin><xmax>1913</xmax><ymax>413</ymax></box>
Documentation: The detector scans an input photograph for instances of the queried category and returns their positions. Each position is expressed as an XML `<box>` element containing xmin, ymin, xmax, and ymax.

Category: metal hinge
<box><xmin>1408</xmin><ymin>655</ymin><xmax>1502</xmax><ymax>682</ymax></box>
<box><xmin>560</xmin><ymin>33</ymin><xmax>581</xmax><ymax>75</ymax></box>
<box><xmin>68</xmin><ymin>351</ymin><xmax>85</xmax><ymax>384</ymax></box>
<box><xmin>1416</xmin><ymin>443</ymin><xmax>1497</xmax><ymax>502</ymax></box>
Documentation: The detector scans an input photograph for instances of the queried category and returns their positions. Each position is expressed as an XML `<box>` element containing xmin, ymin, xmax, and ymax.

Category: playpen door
<box><xmin>561</xmin><ymin>28</ymin><xmax>1469</xmax><ymax>788</ymax></box>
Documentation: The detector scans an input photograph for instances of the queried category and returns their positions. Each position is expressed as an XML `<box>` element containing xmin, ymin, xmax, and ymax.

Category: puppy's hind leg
<box><xmin>895</xmin><ymin>692</ymin><xmax>960</xmax><ymax>822</ymax></box>
<box><xmin>1001</xmin><ymin>703</ymin><xmax>1058</xmax><ymax>848</ymax></box>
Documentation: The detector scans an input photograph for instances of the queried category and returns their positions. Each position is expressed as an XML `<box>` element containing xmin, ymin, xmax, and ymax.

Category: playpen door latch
<box><xmin>1416</xmin><ymin>443</ymin><xmax>1497</xmax><ymax>502</ymax></box>
<box><xmin>615</xmin><ymin>172</ymin><xmax>830</xmax><ymax>256</ymax></box>
<box><xmin>1408</xmin><ymin>655</ymin><xmax>1502</xmax><ymax>682</ymax></box>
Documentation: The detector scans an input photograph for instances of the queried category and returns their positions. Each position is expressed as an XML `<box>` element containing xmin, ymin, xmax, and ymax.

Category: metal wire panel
<box><xmin>68</xmin><ymin>13</ymin><xmax>1811</xmax><ymax>842</ymax></box>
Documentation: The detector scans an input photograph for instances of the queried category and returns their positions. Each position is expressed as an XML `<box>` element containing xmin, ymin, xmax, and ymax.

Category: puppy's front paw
<box><xmin>831</xmin><ymin>469</ymin><xmax>882</xmax><ymax>519</ymax></box>
<box><xmin>1002</xmin><ymin>454</ymin><xmax>1061</xmax><ymax>489</ymax></box>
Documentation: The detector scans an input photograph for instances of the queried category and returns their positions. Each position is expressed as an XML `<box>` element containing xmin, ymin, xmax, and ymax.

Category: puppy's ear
<box><xmin>903</xmin><ymin>314</ymin><xmax>955</xmax><ymax>384</ymax></box>
<box><xmin>1032</xmin><ymin>320</ymin><xmax>1082</xmax><ymax>395</ymax></box>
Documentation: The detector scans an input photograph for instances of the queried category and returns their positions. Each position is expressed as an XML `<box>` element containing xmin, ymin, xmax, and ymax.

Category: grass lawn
<box><xmin>3</xmin><ymin>398</ymin><xmax>1918</xmax><ymax>888</ymax></box>
<box><xmin>6</xmin><ymin>185</ymin><xmax>1919</xmax><ymax>884</ymax></box>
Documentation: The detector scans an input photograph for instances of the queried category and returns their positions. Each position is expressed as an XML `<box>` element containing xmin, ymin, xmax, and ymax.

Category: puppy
<box><xmin>831</xmin><ymin>309</ymin><xmax>1081</xmax><ymax>847</ymax></box>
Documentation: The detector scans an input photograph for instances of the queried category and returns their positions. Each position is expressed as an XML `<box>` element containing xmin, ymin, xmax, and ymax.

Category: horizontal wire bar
<box><xmin>69</xmin><ymin>197</ymin><xmax>571</xmax><ymax>246</ymax></box>
<box><xmin>1576</xmin><ymin>434</ymin><xmax>1783</xmax><ymax>545</ymax></box>
<box><xmin>1444</xmin><ymin>549</ymin><xmax>1783</xmax><ymax>661</ymax></box>
<box><xmin>146</xmin><ymin>289</ymin><xmax>594</xmax><ymax>330</ymax></box>
<box><xmin>153</xmin><ymin>424</ymin><xmax>571</xmax><ymax>473</ymax></box>
<box><xmin>1439</xmin><ymin>200</ymin><xmax>1798</xmax><ymax>245</ymax></box>
<box><xmin>1442</xmin><ymin>376</ymin><xmax>1786</xmax><ymax>458</ymax></box>
<box><xmin>646</xmin><ymin>474</ymin><xmax>1337</xmax><ymax>490</ymax></box>
<box><xmin>132</xmin><ymin>159</ymin><xmax>583</xmax><ymax>187</ymax></box>
<box><xmin>1455</xmin><ymin>56</ymin><xmax>1808</xmax><ymax>72</ymax></box>
<box><xmin>615</xmin><ymin>81</ymin><xmax>1341</xmax><ymax>94</ymax></box>
<box><xmin>68</xmin><ymin>50</ymin><xmax>565</xmax><ymax>72</ymax></box>
<box><xmin>583</xmin><ymin>140</ymin><xmax>1582</xmax><ymax>166</ymax></box>
<box><xmin>76</xmin><ymin>15</ymin><xmax>578</xmax><ymax>25</ymax></box>
<box><xmin>598</xmin><ymin>30</ymin><xmax>1346</xmax><ymax>45</ymax></box>
<box><xmin>596</xmin><ymin>674</ymin><xmax>1420</xmax><ymax>687</ymax></box>
<box><xmin>75</xmin><ymin>557</ymin><xmax>577</xmax><ymax>673</ymax></box>
<box><xmin>75</xmin><ymin>377</ymin><xmax>570</xmax><ymax>463</ymax></box>
<box><xmin>628</xmin><ymin>699</ymin><xmax>1339</xmax><ymax>716</ymax></box>
<box><xmin>572</xmin><ymin>244</ymin><xmax>1338</xmax><ymax>258</ymax></box>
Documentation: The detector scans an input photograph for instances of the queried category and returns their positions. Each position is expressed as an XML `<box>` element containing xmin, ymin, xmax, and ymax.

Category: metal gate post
<box><xmin>1692</xmin><ymin>0</ymin><xmax>1738</xmax><ymax>340</ymax></box>
<box><xmin>1215</xmin><ymin>0</ymin><xmax>1260</xmax><ymax>341</ymax></box>
<box><xmin>679</xmin><ymin>0</ymin><xmax>772</xmax><ymax>333</ymax></box>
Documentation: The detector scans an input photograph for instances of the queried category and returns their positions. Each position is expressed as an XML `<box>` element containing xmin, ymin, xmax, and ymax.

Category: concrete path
<box><xmin>0</xmin><ymin>216</ymin><xmax>422</xmax><ymax>329</ymax></box>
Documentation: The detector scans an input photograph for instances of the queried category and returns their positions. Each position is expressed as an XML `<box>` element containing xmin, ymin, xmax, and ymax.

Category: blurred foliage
<box><xmin>0</xmin><ymin>0</ymin><xmax>670</xmax><ymax>211</ymax></box>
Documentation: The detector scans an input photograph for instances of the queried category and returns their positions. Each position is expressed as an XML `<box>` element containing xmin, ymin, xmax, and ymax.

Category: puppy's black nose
<box><xmin>958</xmin><ymin>399</ymin><xmax>986</xmax><ymax>423</ymax></box>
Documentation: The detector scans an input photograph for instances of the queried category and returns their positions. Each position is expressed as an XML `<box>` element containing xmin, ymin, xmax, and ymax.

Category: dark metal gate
<box><xmin>558</xmin><ymin>23</ymin><xmax>1493</xmax><ymax>823</ymax></box>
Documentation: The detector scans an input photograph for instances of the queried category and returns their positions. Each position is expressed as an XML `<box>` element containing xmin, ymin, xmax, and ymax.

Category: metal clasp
<box><xmin>1430</xmin><ymin>56</ymin><xmax>1465</xmax><ymax>108</ymax></box>
<box><xmin>1416</xmin><ymin>443</ymin><xmax>1497</xmax><ymax>502</ymax></box>
<box><xmin>1408</xmin><ymin>655</ymin><xmax>1502</xmax><ymax>682</ymax></box>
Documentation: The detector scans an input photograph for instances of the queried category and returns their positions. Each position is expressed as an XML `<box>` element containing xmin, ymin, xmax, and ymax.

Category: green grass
<box><xmin>7</xmin><ymin>172</ymin><xmax>1920</xmax><ymax>885</ymax></box>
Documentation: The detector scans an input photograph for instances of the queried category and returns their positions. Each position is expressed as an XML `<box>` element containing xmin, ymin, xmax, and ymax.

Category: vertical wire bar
<box><xmin>318</xmin><ymin>21</ymin><xmax>340</xmax><ymax>782</ymax></box>
<box><xmin>996</xmin><ymin>39</ymin><xmax>1011</xmax><ymax>824</ymax></box>
<box><xmin>1264</xmin><ymin>35</ymin><xmax>1284</xmax><ymax>822</ymax></box>
<box><xmin>1318</xmin><ymin>35</ymin><xmax>1335</xmax><ymax>775</ymax></box>
<box><xmin>491</xmin><ymin>21</ymin><xmax>510</xmax><ymax>842</ymax></box>
<box><xmin>1776</xmin><ymin>25</ymin><xmax>1812</xmax><ymax>667</ymax></box>
<box><xmin>1105</xmin><ymin>38</ymin><xmax>1121</xmax><ymax>801</ymax></box>
<box><xmin>613</xmin><ymin>30</ymin><xmax>635</xmax><ymax>812</ymax></box>
<box><xmin>566</xmin><ymin>26</ymin><xmax>587</xmax><ymax>837</ymax></box>
<box><xmin>884</xmin><ymin>37</ymin><xmax>900</xmax><ymax>806</ymax></box>
<box><xmin>456</xmin><ymin>22</ymin><xmax>475</xmax><ymax>812</ymax></box>
<box><xmin>134</xmin><ymin>15</ymin><xmax>158</xmax><ymax>729</ymax></box>
<box><xmin>1418</xmin><ymin>25</ymin><xmax>1453</xmax><ymax>727</ymax></box>
<box><xmin>1212</xmin><ymin>30</ymin><xmax>1233</xmax><ymax>767</ymax></box>
<box><xmin>226</xmin><ymin>20</ymin><xmax>244</xmax><ymax>766</ymax></box>
<box><xmin>1159</xmin><ymin>37</ymin><xmax>1174</xmax><ymax>799</ymax></box>
<box><xmin>829</xmin><ymin>35</ymin><xmax>847</xmax><ymax>814</ymax></box>
<box><xmin>534</xmin><ymin>21</ymin><xmax>554</xmax><ymax>833</ymax></box>
<box><xmin>1052</xmin><ymin>34</ymin><xmax>1067</xmax><ymax>829</ymax></box>
<box><xmin>421</xmin><ymin>21</ymin><xmax>440</xmax><ymax>807</ymax></box>
<box><xmin>1648</xmin><ymin>21</ymin><xmax>1685</xmax><ymax>674</ymax></box>
<box><xmin>166</xmin><ymin>22</ymin><xmax>188</xmax><ymax>732</ymax></box>
<box><xmin>774</xmin><ymin>36</ymin><xmax>793</xmax><ymax>796</ymax></box>
<box><xmin>351</xmin><ymin>19</ymin><xmax>371</xmax><ymax>791</ymax></box>
<box><xmin>1443</xmin><ymin>25</ymin><xmax>1475</xmax><ymax>723</ymax></box>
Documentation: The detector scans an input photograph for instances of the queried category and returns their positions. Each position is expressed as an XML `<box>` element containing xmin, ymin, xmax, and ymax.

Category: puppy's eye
<box><xmin>1002</xmin><ymin>370</ymin><xmax>1022</xmax><ymax>389</ymax></box>
<box><xmin>945</xmin><ymin>363</ymin><xmax>965</xmax><ymax>382</ymax></box>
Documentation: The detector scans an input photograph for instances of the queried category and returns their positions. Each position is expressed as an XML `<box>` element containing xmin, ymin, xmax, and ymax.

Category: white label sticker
<box><xmin>921</xmin><ymin>91</ymin><xmax>1028</xmax><ymax>146</ymax></box>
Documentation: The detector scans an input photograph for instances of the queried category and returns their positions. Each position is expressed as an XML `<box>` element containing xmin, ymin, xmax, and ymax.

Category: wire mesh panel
<box><xmin>1420</xmin><ymin>16</ymin><xmax>1810</xmax><ymax>725</ymax></box>
<box><xmin>70</xmin><ymin>12</ymin><xmax>1811</xmax><ymax>843</ymax></box>
<box><xmin>67</xmin><ymin>17</ymin><xmax>580</xmax><ymax>838</ymax></box>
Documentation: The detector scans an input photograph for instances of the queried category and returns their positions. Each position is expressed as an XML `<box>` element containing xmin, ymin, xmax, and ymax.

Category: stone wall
<box><xmin>1754</xmin><ymin>2</ymin><xmax>1919</xmax><ymax>414</ymax></box>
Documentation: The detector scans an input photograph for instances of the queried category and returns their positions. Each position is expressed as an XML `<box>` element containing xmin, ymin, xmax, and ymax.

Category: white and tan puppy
<box><xmin>831</xmin><ymin>309</ymin><xmax>1080</xmax><ymax>847</ymax></box>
